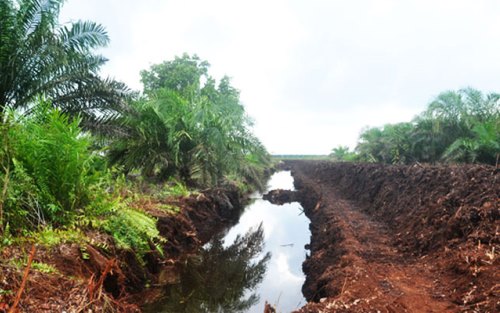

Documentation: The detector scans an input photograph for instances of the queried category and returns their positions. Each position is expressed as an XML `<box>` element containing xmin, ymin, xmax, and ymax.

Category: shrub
<box><xmin>102</xmin><ymin>208</ymin><xmax>163</xmax><ymax>256</ymax></box>
<box><xmin>1</xmin><ymin>100</ymin><xmax>112</xmax><ymax>231</ymax></box>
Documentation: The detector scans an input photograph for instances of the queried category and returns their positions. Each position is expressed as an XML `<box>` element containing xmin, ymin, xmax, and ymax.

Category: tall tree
<box><xmin>0</xmin><ymin>0</ymin><xmax>129</xmax><ymax>125</ymax></box>
<box><xmin>140</xmin><ymin>53</ymin><xmax>209</xmax><ymax>98</ymax></box>
<box><xmin>110</xmin><ymin>54</ymin><xmax>270</xmax><ymax>187</ymax></box>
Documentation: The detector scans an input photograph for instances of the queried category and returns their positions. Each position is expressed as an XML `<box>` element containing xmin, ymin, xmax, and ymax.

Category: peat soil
<box><xmin>282</xmin><ymin>160</ymin><xmax>499</xmax><ymax>313</ymax></box>
<box><xmin>0</xmin><ymin>186</ymin><xmax>246</xmax><ymax>312</ymax></box>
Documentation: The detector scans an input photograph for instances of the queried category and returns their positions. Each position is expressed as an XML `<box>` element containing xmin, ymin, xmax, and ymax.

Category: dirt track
<box><xmin>283</xmin><ymin>160</ymin><xmax>499</xmax><ymax>313</ymax></box>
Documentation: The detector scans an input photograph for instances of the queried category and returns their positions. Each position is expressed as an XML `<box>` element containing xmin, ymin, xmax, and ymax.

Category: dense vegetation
<box><xmin>331</xmin><ymin>88</ymin><xmax>499</xmax><ymax>165</ymax></box>
<box><xmin>108</xmin><ymin>54</ymin><xmax>270</xmax><ymax>188</ymax></box>
<box><xmin>0</xmin><ymin>0</ymin><xmax>128</xmax><ymax>125</ymax></box>
<box><xmin>0</xmin><ymin>0</ymin><xmax>270</xmax><ymax>255</ymax></box>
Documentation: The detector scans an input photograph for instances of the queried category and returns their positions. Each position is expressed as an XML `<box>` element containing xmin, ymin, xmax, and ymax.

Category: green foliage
<box><xmin>158</xmin><ymin>204</ymin><xmax>181</xmax><ymax>214</ymax></box>
<box><xmin>273</xmin><ymin>155</ymin><xmax>330</xmax><ymax>160</ymax></box>
<box><xmin>356</xmin><ymin>122</ymin><xmax>415</xmax><ymax>164</ymax></box>
<box><xmin>441</xmin><ymin>117</ymin><xmax>499</xmax><ymax>164</ymax></box>
<box><xmin>161</xmin><ymin>180</ymin><xmax>190</xmax><ymax>198</ymax></box>
<box><xmin>1</xmin><ymin>100</ymin><xmax>113</xmax><ymax>231</ymax></box>
<box><xmin>102</xmin><ymin>208</ymin><xmax>163</xmax><ymax>255</ymax></box>
<box><xmin>353</xmin><ymin>88</ymin><xmax>499</xmax><ymax>165</ymax></box>
<box><xmin>35</xmin><ymin>227</ymin><xmax>86</xmax><ymax>246</ymax></box>
<box><xmin>329</xmin><ymin>146</ymin><xmax>357</xmax><ymax>162</ymax></box>
<box><xmin>0</xmin><ymin>0</ymin><xmax>129</xmax><ymax>127</ymax></box>
<box><xmin>31</xmin><ymin>262</ymin><xmax>59</xmax><ymax>274</ymax></box>
<box><xmin>140</xmin><ymin>53</ymin><xmax>209</xmax><ymax>98</ymax></box>
<box><xmin>8</xmin><ymin>258</ymin><xmax>58</xmax><ymax>274</ymax></box>
<box><xmin>109</xmin><ymin>54</ymin><xmax>271</xmax><ymax>188</ymax></box>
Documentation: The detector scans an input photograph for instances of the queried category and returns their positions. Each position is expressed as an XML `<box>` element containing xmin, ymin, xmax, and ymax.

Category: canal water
<box><xmin>145</xmin><ymin>171</ymin><xmax>310</xmax><ymax>313</ymax></box>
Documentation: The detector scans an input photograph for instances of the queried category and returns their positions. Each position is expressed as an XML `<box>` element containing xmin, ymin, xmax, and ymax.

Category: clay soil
<box><xmin>284</xmin><ymin>160</ymin><xmax>499</xmax><ymax>313</ymax></box>
<box><xmin>0</xmin><ymin>186</ymin><xmax>245</xmax><ymax>312</ymax></box>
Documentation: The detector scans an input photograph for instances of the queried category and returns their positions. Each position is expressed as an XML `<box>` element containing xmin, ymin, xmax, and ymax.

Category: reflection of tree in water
<box><xmin>148</xmin><ymin>224</ymin><xmax>271</xmax><ymax>313</ymax></box>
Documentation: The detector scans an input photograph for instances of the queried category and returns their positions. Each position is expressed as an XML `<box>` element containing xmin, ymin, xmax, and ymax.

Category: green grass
<box><xmin>31</xmin><ymin>262</ymin><xmax>59</xmax><ymax>274</ymax></box>
<box><xmin>8</xmin><ymin>259</ymin><xmax>59</xmax><ymax>275</ymax></box>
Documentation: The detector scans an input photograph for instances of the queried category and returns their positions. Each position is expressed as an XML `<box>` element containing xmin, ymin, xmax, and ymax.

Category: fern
<box><xmin>2</xmin><ymin>100</ymin><xmax>113</xmax><ymax>231</ymax></box>
<box><xmin>102</xmin><ymin>208</ymin><xmax>164</xmax><ymax>256</ymax></box>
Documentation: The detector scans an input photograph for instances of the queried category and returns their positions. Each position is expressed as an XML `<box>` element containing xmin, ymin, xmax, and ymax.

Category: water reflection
<box><xmin>223</xmin><ymin>171</ymin><xmax>309</xmax><ymax>312</ymax></box>
<box><xmin>145</xmin><ymin>171</ymin><xmax>310</xmax><ymax>313</ymax></box>
<box><xmin>145</xmin><ymin>225</ymin><xmax>271</xmax><ymax>313</ymax></box>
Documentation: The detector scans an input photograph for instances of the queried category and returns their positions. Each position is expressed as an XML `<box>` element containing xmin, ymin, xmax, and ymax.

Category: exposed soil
<box><xmin>2</xmin><ymin>161</ymin><xmax>498</xmax><ymax>313</ymax></box>
<box><xmin>0</xmin><ymin>185</ymin><xmax>246</xmax><ymax>312</ymax></box>
<box><xmin>263</xmin><ymin>189</ymin><xmax>300</xmax><ymax>205</ymax></box>
<box><xmin>283</xmin><ymin>160</ymin><xmax>499</xmax><ymax>313</ymax></box>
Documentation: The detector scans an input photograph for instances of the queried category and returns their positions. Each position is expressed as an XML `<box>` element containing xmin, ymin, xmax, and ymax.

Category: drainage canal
<box><xmin>144</xmin><ymin>171</ymin><xmax>310</xmax><ymax>313</ymax></box>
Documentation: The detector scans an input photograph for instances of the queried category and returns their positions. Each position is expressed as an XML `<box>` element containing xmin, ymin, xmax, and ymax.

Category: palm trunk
<box><xmin>0</xmin><ymin>163</ymin><xmax>9</xmax><ymax>235</ymax></box>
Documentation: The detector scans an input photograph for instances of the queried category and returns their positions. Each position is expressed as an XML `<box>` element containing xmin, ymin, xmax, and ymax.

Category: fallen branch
<box><xmin>8</xmin><ymin>245</ymin><xmax>36</xmax><ymax>313</ymax></box>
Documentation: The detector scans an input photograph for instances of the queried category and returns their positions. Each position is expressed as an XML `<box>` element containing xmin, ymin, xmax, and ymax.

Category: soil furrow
<box><xmin>287</xmin><ymin>160</ymin><xmax>499</xmax><ymax>313</ymax></box>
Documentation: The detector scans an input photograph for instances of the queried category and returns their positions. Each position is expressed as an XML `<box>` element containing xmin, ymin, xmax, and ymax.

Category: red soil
<box><xmin>285</xmin><ymin>160</ymin><xmax>498</xmax><ymax>313</ymax></box>
<box><xmin>0</xmin><ymin>186</ymin><xmax>245</xmax><ymax>312</ymax></box>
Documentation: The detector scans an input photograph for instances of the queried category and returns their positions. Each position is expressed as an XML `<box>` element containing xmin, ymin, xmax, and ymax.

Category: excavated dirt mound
<box><xmin>285</xmin><ymin>160</ymin><xmax>499</xmax><ymax>313</ymax></box>
<box><xmin>263</xmin><ymin>189</ymin><xmax>300</xmax><ymax>205</ymax></box>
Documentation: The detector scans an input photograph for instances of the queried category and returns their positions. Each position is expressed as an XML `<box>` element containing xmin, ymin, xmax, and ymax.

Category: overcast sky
<box><xmin>61</xmin><ymin>0</ymin><xmax>500</xmax><ymax>154</ymax></box>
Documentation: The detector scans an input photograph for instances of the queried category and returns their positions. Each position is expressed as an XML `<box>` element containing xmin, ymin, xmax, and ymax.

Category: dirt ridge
<box><xmin>286</xmin><ymin>160</ymin><xmax>499</xmax><ymax>313</ymax></box>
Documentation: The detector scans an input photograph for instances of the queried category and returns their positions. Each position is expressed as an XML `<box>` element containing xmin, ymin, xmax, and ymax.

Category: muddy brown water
<box><xmin>144</xmin><ymin>171</ymin><xmax>310</xmax><ymax>313</ymax></box>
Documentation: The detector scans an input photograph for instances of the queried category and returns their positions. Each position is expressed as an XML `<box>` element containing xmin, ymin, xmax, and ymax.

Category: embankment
<box><xmin>285</xmin><ymin>160</ymin><xmax>498</xmax><ymax>313</ymax></box>
<box><xmin>0</xmin><ymin>185</ymin><xmax>247</xmax><ymax>312</ymax></box>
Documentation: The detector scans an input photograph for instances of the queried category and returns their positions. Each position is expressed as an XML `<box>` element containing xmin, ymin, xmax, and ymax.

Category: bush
<box><xmin>1</xmin><ymin>101</ymin><xmax>112</xmax><ymax>231</ymax></box>
<box><xmin>102</xmin><ymin>208</ymin><xmax>163</xmax><ymax>256</ymax></box>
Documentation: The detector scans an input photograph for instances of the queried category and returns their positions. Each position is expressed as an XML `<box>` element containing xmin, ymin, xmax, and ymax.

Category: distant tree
<box><xmin>355</xmin><ymin>88</ymin><xmax>499</xmax><ymax>165</ymax></box>
<box><xmin>356</xmin><ymin>122</ymin><xmax>414</xmax><ymax>164</ymax></box>
<box><xmin>442</xmin><ymin>120</ymin><xmax>499</xmax><ymax>164</ymax></box>
<box><xmin>140</xmin><ymin>53</ymin><xmax>209</xmax><ymax>98</ymax></box>
<box><xmin>329</xmin><ymin>145</ymin><xmax>356</xmax><ymax>162</ymax></box>
<box><xmin>418</xmin><ymin>88</ymin><xmax>499</xmax><ymax>164</ymax></box>
<box><xmin>356</xmin><ymin>127</ymin><xmax>386</xmax><ymax>163</ymax></box>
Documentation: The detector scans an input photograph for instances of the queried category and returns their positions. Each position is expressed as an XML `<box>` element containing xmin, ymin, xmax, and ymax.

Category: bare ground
<box><xmin>283</xmin><ymin>160</ymin><xmax>499</xmax><ymax>313</ymax></box>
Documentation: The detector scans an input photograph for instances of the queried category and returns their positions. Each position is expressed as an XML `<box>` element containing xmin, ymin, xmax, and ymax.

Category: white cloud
<box><xmin>61</xmin><ymin>0</ymin><xmax>500</xmax><ymax>154</ymax></box>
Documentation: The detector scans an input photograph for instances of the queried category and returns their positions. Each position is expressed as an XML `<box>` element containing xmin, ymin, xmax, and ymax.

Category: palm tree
<box><xmin>108</xmin><ymin>55</ymin><xmax>270</xmax><ymax>187</ymax></box>
<box><xmin>0</xmin><ymin>0</ymin><xmax>129</xmax><ymax>125</ymax></box>
<box><xmin>442</xmin><ymin>120</ymin><xmax>500</xmax><ymax>164</ymax></box>
<box><xmin>420</xmin><ymin>88</ymin><xmax>499</xmax><ymax>164</ymax></box>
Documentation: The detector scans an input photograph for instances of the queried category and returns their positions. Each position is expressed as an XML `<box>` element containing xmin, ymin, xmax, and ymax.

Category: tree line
<box><xmin>331</xmin><ymin>88</ymin><xmax>499</xmax><ymax>165</ymax></box>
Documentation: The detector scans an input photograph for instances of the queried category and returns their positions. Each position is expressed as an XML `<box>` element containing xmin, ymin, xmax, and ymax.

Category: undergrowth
<box><xmin>0</xmin><ymin>102</ymin><xmax>167</xmax><ymax>261</ymax></box>
<box><xmin>102</xmin><ymin>208</ymin><xmax>165</xmax><ymax>256</ymax></box>
<box><xmin>35</xmin><ymin>227</ymin><xmax>86</xmax><ymax>246</ymax></box>
<box><xmin>1</xmin><ymin>102</ymin><xmax>113</xmax><ymax>232</ymax></box>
